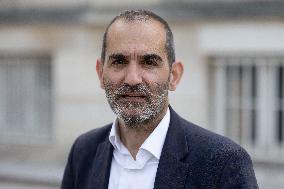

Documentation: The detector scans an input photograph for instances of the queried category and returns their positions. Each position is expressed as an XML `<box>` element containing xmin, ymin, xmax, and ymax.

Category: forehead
<box><xmin>106</xmin><ymin>19</ymin><xmax>166</xmax><ymax>56</ymax></box>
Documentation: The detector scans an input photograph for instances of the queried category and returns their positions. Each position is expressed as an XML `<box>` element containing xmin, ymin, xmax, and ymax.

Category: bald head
<box><xmin>100</xmin><ymin>10</ymin><xmax>175</xmax><ymax>66</ymax></box>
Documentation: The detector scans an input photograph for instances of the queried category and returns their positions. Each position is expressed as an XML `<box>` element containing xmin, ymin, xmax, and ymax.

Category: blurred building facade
<box><xmin>0</xmin><ymin>0</ymin><xmax>283</xmax><ymax>188</ymax></box>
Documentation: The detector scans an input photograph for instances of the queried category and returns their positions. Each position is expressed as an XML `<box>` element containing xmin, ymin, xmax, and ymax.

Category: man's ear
<box><xmin>169</xmin><ymin>61</ymin><xmax>184</xmax><ymax>91</ymax></box>
<box><xmin>96</xmin><ymin>59</ymin><xmax>104</xmax><ymax>89</ymax></box>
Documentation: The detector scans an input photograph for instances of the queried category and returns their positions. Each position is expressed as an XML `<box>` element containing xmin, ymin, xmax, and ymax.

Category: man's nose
<box><xmin>124</xmin><ymin>62</ymin><xmax>142</xmax><ymax>85</ymax></box>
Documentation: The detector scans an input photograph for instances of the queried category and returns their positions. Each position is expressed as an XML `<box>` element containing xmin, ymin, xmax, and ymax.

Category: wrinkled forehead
<box><xmin>106</xmin><ymin>19</ymin><xmax>167</xmax><ymax>56</ymax></box>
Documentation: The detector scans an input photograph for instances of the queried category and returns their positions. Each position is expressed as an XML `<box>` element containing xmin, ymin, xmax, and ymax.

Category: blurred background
<box><xmin>0</xmin><ymin>0</ymin><xmax>283</xmax><ymax>188</ymax></box>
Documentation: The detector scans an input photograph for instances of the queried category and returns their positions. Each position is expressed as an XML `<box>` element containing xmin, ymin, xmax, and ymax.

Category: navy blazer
<box><xmin>62</xmin><ymin>107</ymin><xmax>258</xmax><ymax>189</ymax></box>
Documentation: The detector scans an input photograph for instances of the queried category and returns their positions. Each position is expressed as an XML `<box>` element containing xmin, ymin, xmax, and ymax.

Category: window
<box><xmin>210</xmin><ymin>56</ymin><xmax>284</xmax><ymax>161</ymax></box>
<box><xmin>0</xmin><ymin>54</ymin><xmax>52</xmax><ymax>143</ymax></box>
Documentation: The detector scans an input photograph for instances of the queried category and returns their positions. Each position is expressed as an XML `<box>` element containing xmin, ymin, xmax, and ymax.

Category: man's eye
<box><xmin>143</xmin><ymin>58</ymin><xmax>158</xmax><ymax>66</ymax></box>
<box><xmin>112</xmin><ymin>59</ymin><xmax>126</xmax><ymax>65</ymax></box>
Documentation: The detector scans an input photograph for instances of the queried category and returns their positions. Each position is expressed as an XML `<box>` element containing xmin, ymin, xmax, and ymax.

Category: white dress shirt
<box><xmin>108</xmin><ymin>108</ymin><xmax>170</xmax><ymax>189</ymax></box>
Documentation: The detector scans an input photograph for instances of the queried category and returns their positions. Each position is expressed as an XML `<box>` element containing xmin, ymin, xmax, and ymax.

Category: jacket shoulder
<box><xmin>176</xmin><ymin>116</ymin><xmax>258</xmax><ymax>187</ymax></box>
<box><xmin>180</xmin><ymin>117</ymin><xmax>247</xmax><ymax>157</ymax></box>
<box><xmin>61</xmin><ymin>123</ymin><xmax>113</xmax><ymax>189</ymax></box>
<box><xmin>74</xmin><ymin>123</ymin><xmax>112</xmax><ymax>152</ymax></box>
<box><xmin>182</xmin><ymin>117</ymin><xmax>258</xmax><ymax>188</ymax></box>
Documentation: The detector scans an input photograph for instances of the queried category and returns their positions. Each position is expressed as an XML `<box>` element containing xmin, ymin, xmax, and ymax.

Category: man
<box><xmin>62</xmin><ymin>10</ymin><xmax>258</xmax><ymax>189</ymax></box>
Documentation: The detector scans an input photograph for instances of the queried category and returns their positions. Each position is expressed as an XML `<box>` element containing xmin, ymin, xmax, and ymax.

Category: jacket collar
<box><xmin>90</xmin><ymin>135</ymin><xmax>113</xmax><ymax>189</ymax></box>
<box><xmin>153</xmin><ymin>106</ymin><xmax>192</xmax><ymax>189</ymax></box>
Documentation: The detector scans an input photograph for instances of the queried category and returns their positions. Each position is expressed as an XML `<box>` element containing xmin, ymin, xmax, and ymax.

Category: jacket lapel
<box><xmin>154</xmin><ymin>107</ymin><xmax>193</xmax><ymax>189</ymax></box>
<box><xmin>89</xmin><ymin>140</ymin><xmax>113</xmax><ymax>189</ymax></box>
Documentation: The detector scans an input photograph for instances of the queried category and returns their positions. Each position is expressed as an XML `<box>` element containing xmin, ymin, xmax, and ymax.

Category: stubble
<box><xmin>103</xmin><ymin>80</ymin><xmax>169</xmax><ymax>129</ymax></box>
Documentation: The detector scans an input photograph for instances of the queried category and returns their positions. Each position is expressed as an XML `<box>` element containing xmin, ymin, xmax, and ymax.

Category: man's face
<box><xmin>98</xmin><ymin>20</ymin><xmax>171</xmax><ymax>127</ymax></box>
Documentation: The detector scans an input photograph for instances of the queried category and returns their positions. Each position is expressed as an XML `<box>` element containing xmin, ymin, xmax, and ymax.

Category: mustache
<box><xmin>114</xmin><ymin>83</ymin><xmax>151</xmax><ymax>96</ymax></box>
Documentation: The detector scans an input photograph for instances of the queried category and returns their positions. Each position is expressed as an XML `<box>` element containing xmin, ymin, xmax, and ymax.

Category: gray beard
<box><xmin>104</xmin><ymin>81</ymin><xmax>169</xmax><ymax>128</ymax></box>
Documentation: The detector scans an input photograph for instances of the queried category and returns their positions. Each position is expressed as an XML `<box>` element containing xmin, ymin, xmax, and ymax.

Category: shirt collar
<box><xmin>109</xmin><ymin>119</ymin><xmax>126</xmax><ymax>153</ymax></box>
<box><xmin>140</xmin><ymin>108</ymin><xmax>170</xmax><ymax>159</ymax></box>
<box><xmin>109</xmin><ymin>108</ymin><xmax>170</xmax><ymax>160</ymax></box>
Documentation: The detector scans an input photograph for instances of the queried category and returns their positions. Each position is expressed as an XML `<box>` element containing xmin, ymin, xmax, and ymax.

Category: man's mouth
<box><xmin>118</xmin><ymin>93</ymin><xmax>147</xmax><ymax>101</ymax></box>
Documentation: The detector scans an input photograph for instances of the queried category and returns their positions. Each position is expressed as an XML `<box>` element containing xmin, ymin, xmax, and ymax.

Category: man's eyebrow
<box><xmin>141</xmin><ymin>54</ymin><xmax>163</xmax><ymax>61</ymax></box>
<box><xmin>108</xmin><ymin>53</ymin><xmax>163</xmax><ymax>62</ymax></box>
<box><xmin>108</xmin><ymin>53</ymin><xmax>127</xmax><ymax>60</ymax></box>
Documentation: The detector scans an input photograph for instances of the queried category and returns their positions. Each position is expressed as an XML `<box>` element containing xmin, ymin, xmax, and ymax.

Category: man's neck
<box><xmin>118</xmin><ymin>105</ymin><xmax>168</xmax><ymax>160</ymax></box>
